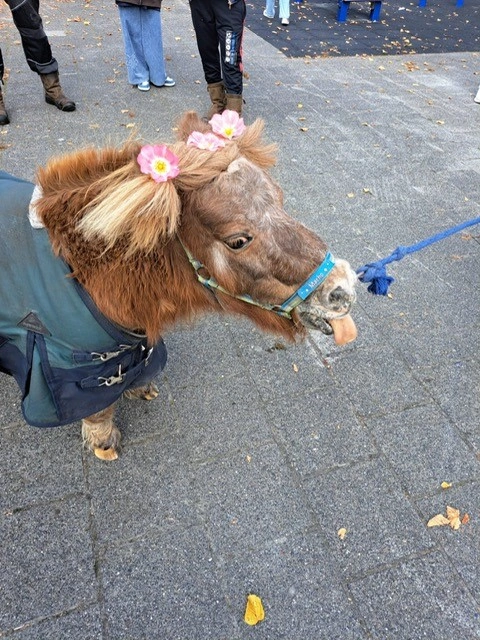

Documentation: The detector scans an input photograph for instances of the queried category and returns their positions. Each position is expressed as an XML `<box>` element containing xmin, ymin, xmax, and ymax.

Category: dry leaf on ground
<box><xmin>244</xmin><ymin>594</ymin><xmax>265</xmax><ymax>626</ymax></box>
<box><xmin>427</xmin><ymin>505</ymin><xmax>467</xmax><ymax>530</ymax></box>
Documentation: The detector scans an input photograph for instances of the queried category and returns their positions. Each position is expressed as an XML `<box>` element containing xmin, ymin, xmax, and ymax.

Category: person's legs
<box><xmin>189</xmin><ymin>0</ymin><xmax>222</xmax><ymax>85</ymax></box>
<box><xmin>264</xmin><ymin>0</ymin><xmax>275</xmax><ymax>19</ymax></box>
<box><xmin>119</xmin><ymin>5</ymin><xmax>149</xmax><ymax>85</ymax></box>
<box><xmin>6</xmin><ymin>0</ymin><xmax>75</xmax><ymax>111</ymax></box>
<box><xmin>0</xmin><ymin>48</ymin><xmax>10</xmax><ymax>125</ymax></box>
<box><xmin>279</xmin><ymin>0</ymin><xmax>290</xmax><ymax>20</ymax></box>
<box><xmin>140</xmin><ymin>7</ymin><xmax>170</xmax><ymax>87</ymax></box>
<box><xmin>5</xmin><ymin>0</ymin><xmax>57</xmax><ymax>74</ymax></box>
<box><xmin>215</xmin><ymin>0</ymin><xmax>246</xmax><ymax>100</ymax></box>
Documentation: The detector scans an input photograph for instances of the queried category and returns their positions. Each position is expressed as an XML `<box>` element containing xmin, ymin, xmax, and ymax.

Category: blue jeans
<box><xmin>265</xmin><ymin>0</ymin><xmax>290</xmax><ymax>19</ymax></box>
<box><xmin>118</xmin><ymin>5</ymin><xmax>168</xmax><ymax>86</ymax></box>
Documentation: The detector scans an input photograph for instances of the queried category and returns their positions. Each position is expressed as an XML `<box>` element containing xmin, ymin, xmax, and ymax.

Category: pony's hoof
<box><xmin>143</xmin><ymin>382</ymin><xmax>159</xmax><ymax>400</ymax></box>
<box><xmin>94</xmin><ymin>447</ymin><xmax>119</xmax><ymax>461</ymax></box>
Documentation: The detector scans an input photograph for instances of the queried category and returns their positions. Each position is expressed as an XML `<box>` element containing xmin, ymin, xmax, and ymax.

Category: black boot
<box><xmin>40</xmin><ymin>72</ymin><xmax>76</xmax><ymax>111</ymax></box>
<box><xmin>0</xmin><ymin>84</ymin><xmax>9</xmax><ymax>125</ymax></box>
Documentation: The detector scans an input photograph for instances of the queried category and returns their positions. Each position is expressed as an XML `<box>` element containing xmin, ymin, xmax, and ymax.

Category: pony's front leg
<box><xmin>82</xmin><ymin>404</ymin><xmax>121</xmax><ymax>461</ymax></box>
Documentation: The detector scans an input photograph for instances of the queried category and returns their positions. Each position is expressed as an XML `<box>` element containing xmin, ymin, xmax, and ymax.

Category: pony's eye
<box><xmin>224</xmin><ymin>235</ymin><xmax>252</xmax><ymax>251</ymax></box>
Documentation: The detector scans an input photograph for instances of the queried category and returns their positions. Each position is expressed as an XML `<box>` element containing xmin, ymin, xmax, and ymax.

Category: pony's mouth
<box><xmin>298</xmin><ymin>308</ymin><xmax>357</xmax><ymax>345</ymax></box>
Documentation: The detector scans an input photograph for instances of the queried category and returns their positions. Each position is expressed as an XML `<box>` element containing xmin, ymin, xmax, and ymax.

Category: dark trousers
<box><xmin>2</xmin><ymin>0</ymin><xmax>58</xmax><ymax>75</ymax></box>
<box><xmin>189</xmin><ymin>0</ymin><xmax>246</xmax><ymax>95</ymax></box>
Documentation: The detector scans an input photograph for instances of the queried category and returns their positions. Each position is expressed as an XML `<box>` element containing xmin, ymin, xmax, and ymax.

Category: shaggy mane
<box><xmin>35</xmin><ymin>111</ymin><xmax>278</xmax><ymax>258</ymax></box>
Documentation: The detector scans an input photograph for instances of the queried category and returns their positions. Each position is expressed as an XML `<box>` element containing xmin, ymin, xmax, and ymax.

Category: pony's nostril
<box><xmin>329</xmin><ymin>286</ymin><xmax>350</xmax><ymax>306</ymax></box>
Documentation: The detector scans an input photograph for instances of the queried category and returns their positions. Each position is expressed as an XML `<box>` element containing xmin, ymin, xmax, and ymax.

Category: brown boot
<box><xmin>225</xmin><ymin>94</ymin><xmax>243</xmax><ymax>116</ymax></box>
<box><xmin>40</xmin><ymin>72</ymin><xmax>76</xmax><ymax>112</ymax></box>
<box><xmin>0</xmin><ymin>85</ymin><xmax>9</xmax><ymax>125</ymax></box>
<box><xmin>206</xmin><ymin>81</ymin><xmax>226</xmax><ymax>119</ymax></box>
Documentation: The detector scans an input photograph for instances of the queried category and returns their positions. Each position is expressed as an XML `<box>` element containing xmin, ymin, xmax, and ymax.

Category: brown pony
<box><xmin>10</xmin><ymin>111</ymin><xmax>357</xmax><ymax>459</ymax></box>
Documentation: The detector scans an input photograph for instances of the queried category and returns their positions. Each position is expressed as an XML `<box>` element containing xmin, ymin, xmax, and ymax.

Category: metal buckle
<box><xmin>98</xmin><ymin>365</ymin><xmax>125</xmax><ymax>387</ymax></box>
<box><xmin>91</xmin><ymin>345</ymin><xmax>131</xmax><ymax>362</ymax></box>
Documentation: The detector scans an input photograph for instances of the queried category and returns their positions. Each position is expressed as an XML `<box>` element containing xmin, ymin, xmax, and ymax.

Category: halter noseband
<box><xmin>179</xmin><ymin>240</ymin><xmax>336</xmax><ymax>319</ymax></box>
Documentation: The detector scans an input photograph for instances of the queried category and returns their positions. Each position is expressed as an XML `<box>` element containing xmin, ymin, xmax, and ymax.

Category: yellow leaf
<box><xmin>347</xmin><ymin>193</ymin><xmax>355</xmax><ymax>198</ymax></box>
<box><xmin>338</xmin><ymin>527</ymin><xmax>347</xmax><ymax>540</ymax></box>
<box><xmin>446</xmin><ymin>505</ymin><xmax>461</xmax><ymax>529</ymax></box>
<box><xmin>244</xmin><ymin>594</ymin><xmax>265</xmax><ymax>626</ymax></box>
<box><xmin>427</xmin><ymin>513</ymin><xmax>450</xmax><ymax>527</ymax></box>
<box><xmin>441</xmin><ymin>481</ymin><xmax>452</xmax><ymax>489</ymax></box>
<box><xmin>446</xmin><ymin>505</ymin><xmax>459</xmax><ymax>519</ymax></box>
<box><xmin>292</xmin><ymin>363</ymin><xmax>299</xmax><ymax>372</ymax></box>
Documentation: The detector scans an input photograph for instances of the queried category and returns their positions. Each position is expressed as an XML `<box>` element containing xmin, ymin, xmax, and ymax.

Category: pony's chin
<box><xmin>297</xmin><ymin>311</ymin><xmax>334</xmax><ymax>335</ymax></box>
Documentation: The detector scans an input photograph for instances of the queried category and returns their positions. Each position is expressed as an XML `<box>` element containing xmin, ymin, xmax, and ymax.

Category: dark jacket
<box><xmin>115</xmin><ymin>0</ymin><xmax>162</xmax><ymax>9</ymax></box>
<box><xmin>0</xmin><ymin>171</ymin><xmax>167</xmax><ymax>427</ymax></box>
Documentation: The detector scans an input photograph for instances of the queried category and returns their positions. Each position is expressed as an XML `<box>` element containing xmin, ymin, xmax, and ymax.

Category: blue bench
<box><xmin>418</xmin><ymin>0</ymin><xmax>464</xmax><ymax>6</ymax></box>
<box><xmin>337</xmin><ymin>1</ymin><xmax>382</xmax><ymax>23</ymax></box>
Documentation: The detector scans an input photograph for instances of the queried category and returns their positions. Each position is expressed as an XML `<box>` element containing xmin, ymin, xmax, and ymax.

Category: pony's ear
<box><xmin>176</xmin><ymin>111</ymin><xmax>210</xmax><ymax>141</ymax></box>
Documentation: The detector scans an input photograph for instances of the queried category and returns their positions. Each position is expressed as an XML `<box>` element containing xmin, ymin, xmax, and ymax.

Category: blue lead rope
<box><xmin>356</xmin><ymin>216</ymin><xmax>480</xmax><ymax>295</ymax></box>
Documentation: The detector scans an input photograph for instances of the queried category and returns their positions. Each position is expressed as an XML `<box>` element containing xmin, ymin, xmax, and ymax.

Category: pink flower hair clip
<box><xmin>187</xmin><ymin>131</ymin><xmax>226</xmax><ymax>151</ymax></box>
<box><xmin>137</xmin><ymin>144</ymin><xmax>180</xmax><ymax>183</ymax></box>
<box><xmin>208</xmin><ymin>110</ymin><xmax>246</xmax><ymax>140</ymax></box>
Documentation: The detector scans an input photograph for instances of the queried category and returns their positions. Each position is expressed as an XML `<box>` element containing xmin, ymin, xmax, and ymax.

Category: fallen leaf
<box><xmin>427</xmin><ymin>513</ymin><xmax>450</xmax><ymax>527</ymax></box>
<box><xmin>427</xmin><ymin>505</ymin><xmax>466</xmax><ymax>530</ymax></box>
<box><xmin>338</xmin><ymin>527</ymin><xmax>347</xmax><ymax>540</ymax></box>
<box><xmin>244</xmin><ymin>594</ymin><xmax>265</xmax><ymax>626</ymax></box>
<box><xmin>292</xmin><ymin>363</ymin><xmax>299</xmax><ymax>372</ymax></box>
<box><xmin>440</xmin><ymin>481</ymin><xmax>452</xmax><ymax>489</ymax></box>
<box><xmin>446</xmin><ymin>505</ymin><xmax>461</xmax><ymax>530</ymax></box>
<box><xmin>461</xmin><ymin>513</ymin><xmax>470</xmax><ymax>525</ymax></box>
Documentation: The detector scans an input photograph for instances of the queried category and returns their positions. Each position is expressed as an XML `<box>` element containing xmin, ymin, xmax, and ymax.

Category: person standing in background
<box><xmin>264</xmin><ymin>0</ymin><xmax>290</xmax><ymax>25</ymax></box>
<box><xmin>0</xmin><ymin>0</ymin><xmax>75</xmax><ymax>126</ymax></box>
<box><xmin>188</xmin><ymin>0</ymin><xmax>246</xmax><ymax>117</ymax></box>
<box><xmin>116</xmin><ymin>0</ymin><xmax>175</xmax><ymax>92</ymax></box>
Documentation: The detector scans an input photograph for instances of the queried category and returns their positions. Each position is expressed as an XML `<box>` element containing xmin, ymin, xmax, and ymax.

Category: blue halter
<box><xmin>180</xmin><ymin>240</ymin><xmax>336</xmax><ymax>319</ymax></box>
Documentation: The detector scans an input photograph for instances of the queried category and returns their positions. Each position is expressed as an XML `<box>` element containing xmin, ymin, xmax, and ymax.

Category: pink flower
<box><xmin>209</xmin><ymin>110</ymin><xmax>246</xmax><ymax>140</ymax></box>
<box><xmin>187</xmin><ymin>131</ymin><xmax>226</xmax><ymax>151</ymax></box>
<box><xmin>137</xmin><ymin>144</ymin><xmax>180</xmax><ymax>183</ymax></box>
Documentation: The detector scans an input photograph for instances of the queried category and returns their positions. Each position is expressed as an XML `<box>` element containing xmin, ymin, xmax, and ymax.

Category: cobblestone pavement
<box><xmin>0</xmin><ymin>0</ymin><xmax>479</xmax><ymax>638</ymax></box>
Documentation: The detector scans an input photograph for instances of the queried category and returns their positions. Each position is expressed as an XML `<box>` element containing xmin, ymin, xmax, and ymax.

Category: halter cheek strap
<box><xmin>179</xmin><ymin>239</ymin><xmax>336</xmax><ymax>320</ymax></box>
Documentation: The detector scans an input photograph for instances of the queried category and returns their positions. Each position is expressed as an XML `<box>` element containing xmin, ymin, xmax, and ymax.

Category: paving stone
<box><xmin>0</xmin><ymin>423</ymin><xmax>84</xmax><ymax>512</ymax></box>
<box><xmin>7</xmin><ymin>606</ymin><xmax>103</xmax><ymax>640</ymax></box>
<box><xmin>304</xmin><ymin>459</ymin><xmax>434</xmax><ymax>576</ymax></box>
<box><xmin>365</xmin><ymin>404</ymin><xmax>479</xmax><ymax>495</ymax></box>
<box><xmin>349</xmin><ymin>551</ymin><xmax>480</xmax><ymax>639</ymax></box>
<box><xmin>415</xmin><ymin>482</ymin><xmax>480</xmax><ymax>600</ymax></box>
<box><xmin>221</xmin><ymin>531</ymin><xmax>368</xmax><ymax>639</ymax></box>
<box><xmin>85</xmin><ymin>438</ymin><xmax>202</xmax><ymax>545</ymax></box>
<box><xmin>100</xmin><ymin>526</ymin><xmax>236</xmax><ymax>640</ymax></box>
<box><xmin>414</xmin><ymin>361</ymin><xmax>480</xmax><ymax>438</ymax></box>
<box><xmin>266</xmin><ymin>386</ymin><xmax>376</xmax><ymax>477</ymax></box>
<box><xmin>192</xmin><ymin>444</ymin><xmax>314</xmax><ymax>555</ymax></box>
<box><xmin>0</xmin><ymin>496</ymin><xmax>97</xmax><ymax>633</ymax></box>
<box><xmin>325</xmin><ymin>347</ymin><xmax>430</xmax><ymax>418</ymax></box>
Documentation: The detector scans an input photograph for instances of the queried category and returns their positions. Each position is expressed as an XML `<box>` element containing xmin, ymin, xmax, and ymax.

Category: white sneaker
<box><xmin>281</xmin><ymin>18</ymin><xmax>289</xmax><ymax>25</ymax></box>
<box><xmin>475</xmin><ymin>87</ymin><xmax>480</xmax><ymax>104</ymax></box>
<box><xmin>263</xmin><ymin>10</ymin><xmax>274</xmax><ymax>19</ymax></box>
<box><xmin>137</xmin><ymin>81</ymin><xmax>150</xmax><ymax>92</ymax></box>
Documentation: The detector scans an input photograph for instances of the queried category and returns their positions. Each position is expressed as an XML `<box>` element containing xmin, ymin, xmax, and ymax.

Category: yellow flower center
<box><xmin>153</xmin><ymin>158</ymin><xmax>168</xmax><ymax>174</ymax></box>
<box><xmin>223</xmin><ymin>126</ymin><xmax>234</xmax><ymax>138</ymax></box>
